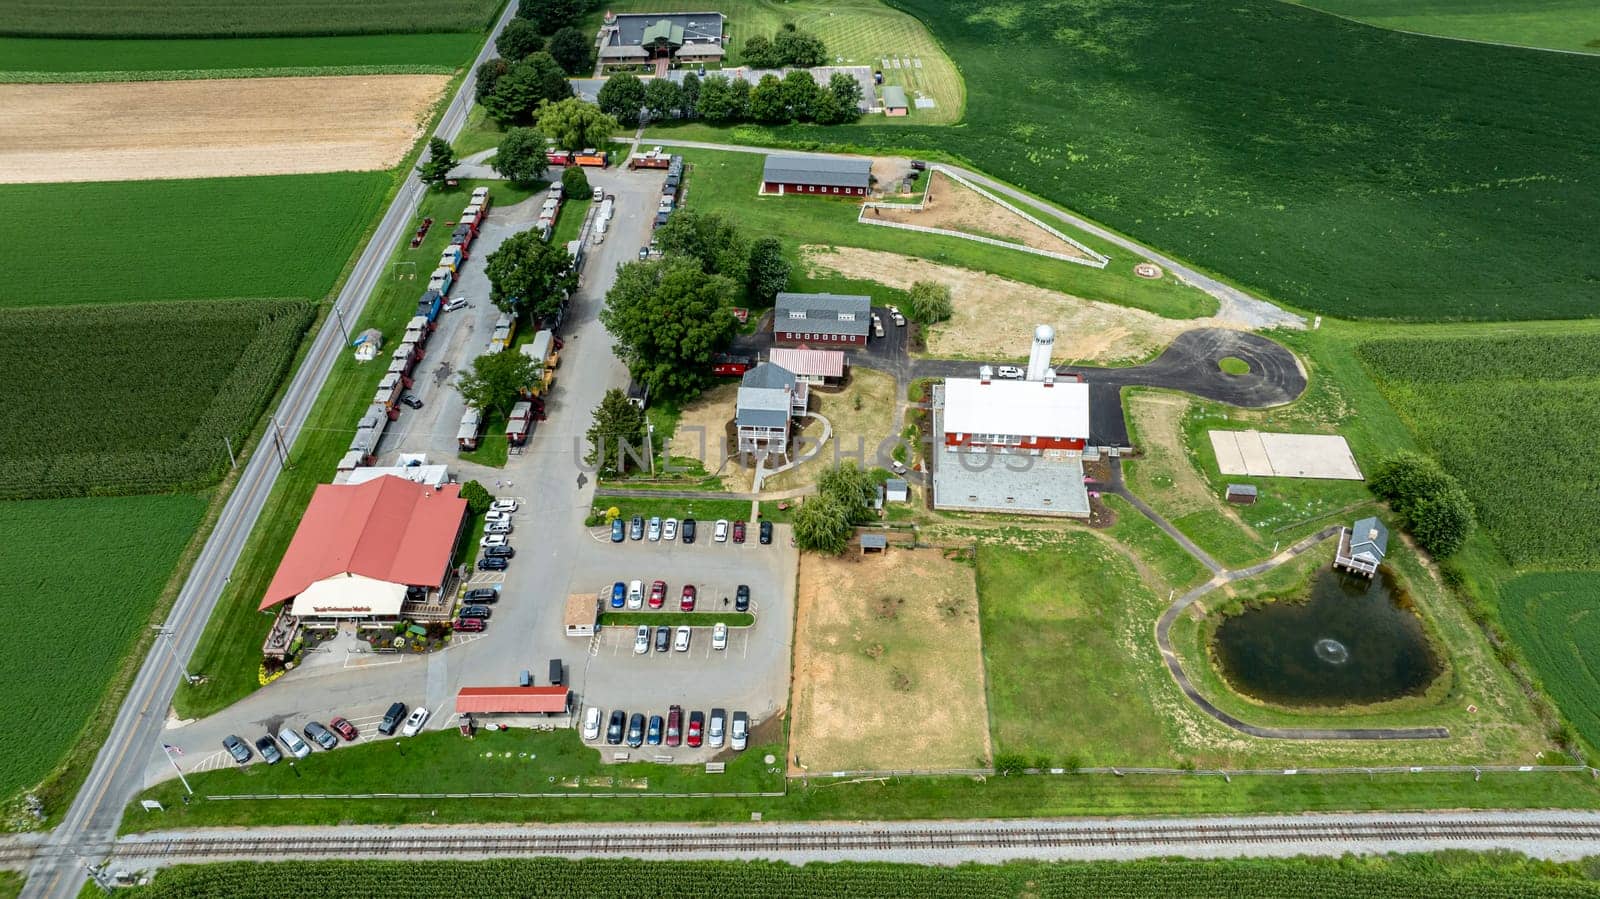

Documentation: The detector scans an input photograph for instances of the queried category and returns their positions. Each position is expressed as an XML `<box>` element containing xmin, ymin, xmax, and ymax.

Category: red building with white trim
<box><xmin>761</xmin><ymin>154</ymin><xmax>872</xmax><ymax>197</ymax></box>
<box><xmin>940</xmin><ymin>371</ymin><xmax>1089</xmax><ymax>454</ymax></box>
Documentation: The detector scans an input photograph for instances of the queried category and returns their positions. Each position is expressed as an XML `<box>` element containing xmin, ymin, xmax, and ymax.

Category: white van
<box><xmin>627</xmin><ymin>579</ymin><xmax>644</xmax><ymax>610</ymax></box>
<box><xmin>278</xmin><ymin>727</ymin><xmax>311</xmax><ymax>759</ymax></box>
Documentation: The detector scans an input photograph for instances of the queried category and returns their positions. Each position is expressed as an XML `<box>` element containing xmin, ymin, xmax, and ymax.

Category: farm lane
<box><xmin>21</xmin><ymin>4</ymin><xmax>524</xmax><ymax>899</ymax></box>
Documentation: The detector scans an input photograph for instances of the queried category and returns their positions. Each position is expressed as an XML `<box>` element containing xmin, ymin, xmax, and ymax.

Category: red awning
<box><xmin>455</xmin><ymin>686</ymin><xmax>570</xmax><ymax>715</ymax></box>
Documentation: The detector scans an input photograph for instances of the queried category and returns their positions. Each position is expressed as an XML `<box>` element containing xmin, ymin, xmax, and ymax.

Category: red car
<box><xmin>680</xmin><ymin>584</ymin><xmax>697</xmax><ymax>612</ymax></box>
<box><xmin>330</xmin><ymin>717</ymin><xmax>358</xmax><ymax>742</ymax></box>
<box><xmin>686</xmin><ymin>710</ymin><xmax>705</xmax><ymax>747</ymax></box>
<box><xmin>666</xmin><ymin>705</ymin><xmax>683</xmax><ymax>747</ymax></box>
<box><xmin>649</xmin><ymin>580</ymin><xmax>666</xmax><ymax>610</ymax></box>
<box><xmin>454</xmin><ymin>617</ymin><xmax>486</xmax><ymax>632</ymax></box>
<box><xmin>732</xmin><ymin>520</ymin><xmax>746</xmax><ymax>543</ymax></box>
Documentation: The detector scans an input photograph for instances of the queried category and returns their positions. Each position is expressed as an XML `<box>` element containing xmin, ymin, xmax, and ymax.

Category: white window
<box><xmin>788</xmin><ymin>310</ymin><xmax>805</xmax><ymax>320</ymax></box>
<box><xmin>838</xmin><ymin>312</ymin><xmax>855</xmax><ymax>322</ymax></box>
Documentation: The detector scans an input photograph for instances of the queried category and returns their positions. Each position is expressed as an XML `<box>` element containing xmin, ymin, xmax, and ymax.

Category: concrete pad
<box><xmin>1259</xmin><ymin>432</ymin><xmax>1363</xmax><ymax>480</ymax></box>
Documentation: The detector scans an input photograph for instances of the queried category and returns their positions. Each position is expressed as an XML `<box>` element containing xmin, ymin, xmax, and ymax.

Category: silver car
<box><xmin>647</xmin><ymin>516</ymin><xmax>662</xmax><ymax>541</ymax></box>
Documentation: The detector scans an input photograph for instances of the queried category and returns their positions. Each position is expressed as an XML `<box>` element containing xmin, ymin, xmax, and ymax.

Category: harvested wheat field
<box><xmin>0</xmin><ymin>75</ymin><xmax>448</xmax><ymax>184</ymax></box>
<box><xmin>803</xmin><ymin>245</ymin><xmax>1236</xmax><ymax>364</ymax></box>
<box><xmin>791</xmin><ymin>547</ymin><xmax>990</xmax><ymax>772</ymax></box>
<box><xmin>871</xmin><ymin>170</ymin><xmax>1096</xmax><ymax>261</ymax></box>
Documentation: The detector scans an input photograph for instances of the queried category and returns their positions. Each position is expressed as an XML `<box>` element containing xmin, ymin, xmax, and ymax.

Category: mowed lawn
<box><xmin>0</xmin><ymin>494</ymin><xmax>205</xmax><ymax>802</ymax></box>
<box><xmin>1288</xmin><ymin>0</ymin><xmax>1600</xmax><ymax>53</ymax></box>
<box><xmin>0</xmin><ymin>0</ymin><xmax>502</xmax><ymax>37</ymax></box>
<box><xmin>0</xmin><ymin>33</ymin><xmax>482</xmax><ymax>75</ymax></box>
<box><xmin>0</xmin><ymin>173</ymin><xmax>389</xmax><ymax>308</ymax></box>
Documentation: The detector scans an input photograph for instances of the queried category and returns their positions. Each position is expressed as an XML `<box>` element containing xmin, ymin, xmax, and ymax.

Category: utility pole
<box><xmin>151</xmin><ymin>625</ymin><xmax>201</xmax><ymax>685</ymax></box>
<box><xmin>332</xmin><ymin>304</ymin><xmax>352</xmax><ymax>347</ymax></box>
<box><xmin>268</xmin><ymin>414</ymin><xmax>290</xmax><ymax>470</ymax></box>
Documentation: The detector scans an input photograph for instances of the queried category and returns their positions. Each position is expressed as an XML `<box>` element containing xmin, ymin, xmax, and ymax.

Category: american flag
<box><xmin>162</xmin><ymin>743</ymin><xmax>183</xmax><ymax>757</ymax></box>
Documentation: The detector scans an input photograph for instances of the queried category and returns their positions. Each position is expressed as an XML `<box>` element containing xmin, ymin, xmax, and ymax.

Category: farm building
<box><xmin>335</xmin><ymin>461</ymin><xmax>450</xmax><ymax>489</ymax></box>
<box><xmin>455</xmin><ymin>686</ymin><xmax>570</xmax><ymax>717</ymax></box>
<box><xmin>768</xmin><ymin>346</ymin><xmax>846</xmax><ymax>384</ymax></box>
<box><xmin>736</xmin><ymin>362</ymin><xmax>808</xmax><ymax>455</ymax></box>
<box><xmin>881</xmin><ymin>85</ymin><xmax>909</xmax><ymax>116</ymax></box>
<box><xmin>761</xmin><ymin>154</ymin><xmax>872</xmax><ymax>197</ymax></box>
<box><xmin>259</xmin><ymin>476</ymin><xmax>467</xmax><ymax>622</ymax></box>
<box><xmin>1336</xmin><ymin>516</ymin><xmax>1389</xmax><ymax>577</ymax></box>
<box><xmin>598</xmin><ymin>11</ymin><xmax>724</xmax><ymax>63</ymax></box>
<box><xmin>1225</xmin><ymin>483</ymin><xmax>1258</xmax><ymax>504</ymax></box>
<box><xmin>565</xmin><ymin>593</ymin><xmax>600</xmax><ymax>637</ymax></box>
<box><xmin>773</xmin><ymin>292</ymin><xmax>871</xmax><ymax>346</ymax></box>
<box><xmin>883</xmin><ymin>478</ymin><xmax>909</xmax><ymax>503</ymax></box>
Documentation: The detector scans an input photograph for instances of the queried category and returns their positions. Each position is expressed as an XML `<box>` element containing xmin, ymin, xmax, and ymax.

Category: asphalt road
<box><xmin>19</xmin><ymin>7</ymin><xmax>521</xmax><ymax>898</ymax></box>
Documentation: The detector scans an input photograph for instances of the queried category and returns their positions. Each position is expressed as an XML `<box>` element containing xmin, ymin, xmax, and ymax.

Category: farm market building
<box><xmin>599</xmin><ymin>11</ymin><xmax>725</xmax><ymax>62</ymax></box>
<box><xmin>761</xmin><ymin>154</ymin><xmax>872</xmax><ymax>197</ymax></box>
<box><xmin>773</xmin><ymin>292</ymin><xmax>871</xmax><ymax>346</ymax></box>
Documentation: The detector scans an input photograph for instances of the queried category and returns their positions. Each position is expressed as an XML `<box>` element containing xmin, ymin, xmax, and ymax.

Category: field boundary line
<box><xmin>0</xmin><ymin>64</ymin><xmax>455</xmax><ymax>84</ymax></box>
<box><xmin>203</xmin><ymin>790</ymin><xmax>787</xmax><ymax>800</ymax></box>
<box><xmin>794</xmin><ymin>764</ymin><xmax>1597</xmax><ymax>779</ymax></box>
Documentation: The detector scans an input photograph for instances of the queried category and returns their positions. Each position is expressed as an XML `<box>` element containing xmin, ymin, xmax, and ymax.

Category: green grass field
<box><xmin>589</xmin><ymin>496</ymin><xmax>756</xmax><ymax>528</ymax></box>
<box><xmin>2</xmin><ymin>301</ymin><xmax>314</xmax><ymax>500</ymax></box>
<box><xmin>1287</xmin><ymin>0</ymin><xmax>1600</xmax><ymax>53</ymax></box>
<box><xmin>115</xmin><ymin>855</ymin><xmax>1600</xmax><ymax>898</ymax></box>
<box><xmin>0</xmin><ymin>32</ymin><xmax>480</xmax><ymax>76</ymax></box>
<box><xmin>0</xmin><ymin>174</ymin><xmax>390</xmax><ymax>309</ymax></box>
<box><xmin>0</xmin><ymin>494</ymin><xmax>205</xmax><ymax>806</ymax></box>
<box><xmin>0</xmin><ymin>0</ymin><xmax>502</xmax><ymax>38</ymax></box>
<box><xmin>1500</xmin><ymin>573</ymin><xmax>1600</xmax><ymax>751</ymax></box>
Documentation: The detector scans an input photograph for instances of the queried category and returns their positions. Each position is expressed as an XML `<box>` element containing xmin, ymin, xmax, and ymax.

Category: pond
<box><xmin>1211</xmin><ymin>568</ymin><xmax>1441</xmax><ymax>707</ymax></box>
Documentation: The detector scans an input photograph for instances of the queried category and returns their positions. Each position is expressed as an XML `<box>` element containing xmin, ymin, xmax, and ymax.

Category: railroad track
<box><xmin>107</xmin><ymin>818</ymin><xmax>1600</xmax><ymax>862</ymax></box>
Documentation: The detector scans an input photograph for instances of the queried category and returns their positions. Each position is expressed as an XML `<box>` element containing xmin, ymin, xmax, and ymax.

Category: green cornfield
<box><xmin>1501</xmin><ymin>573</ymin><xmax>1600</xmax><ymax>751</ymax></box>
<box><xmin>0</xmin><ymin>300</ymin><xmax>316</xmax><ymax>500</ymax></box>
<box><xmin>0</xmin><ymin>0</ymin><xmax>503</xmax><ymax>38</ymax></box>
<box><xmin>0</xmin><ymin>33</ymin><xmax>479</xmax><ymax>75</ymax></box>
<box><xmin>125</xmin><ymin>856</ymin><xmax>1600</xmax><ymax>898</ymax></box>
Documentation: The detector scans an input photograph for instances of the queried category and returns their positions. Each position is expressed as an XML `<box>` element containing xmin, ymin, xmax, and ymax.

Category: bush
<box><xmin>907</xmin><ymin>280</ymin><xmax>953</xmax><ymax>323</ymax></box>
<box><xmin>1368</xmin><ymin>451</ymin><xmax>1475</xmax><ymax>558</ymax></box>
<box><xmin>459</xmin><ymin>480</ymin><xmax>493</xmax><ymax>514</ymax></box>
<box><xmin>560</xmin><ymin>165</ymin><xmax>594</xmax><ymax>200</ymax></box>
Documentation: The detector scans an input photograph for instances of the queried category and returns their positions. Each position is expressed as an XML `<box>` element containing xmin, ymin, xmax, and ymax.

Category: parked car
<box><xmin>549</xmin><ymin>658</ymin><xmax>564</xmax><ymax>686</ymax></box>
<box><xmin>626</xmin><ymin>713</ymin><xmax>645</xmax><ymax>747</ymax></box>
<box><xmin>606</xmin><ymin>710</ymin><xmax>625</xmax><ymax>744</ymax></box>
<box><xmin>708</xmin><ymin>708</ymin><xmax>726</xmax><ymax>748</ymax></box>
<box><xmin>996</xmin><ymin>365</ymin><xmax>1025</xmax><ymax>379</ymax></box>
<box><xmin>655</xmin><ymin>625</ymin><xmax>671</xmax><ymax>653</ymax></box>
<box><xmin>458</xmin><ymin>605</ymin><xmax>491</xmax><ymax>620</ymax></box>
<box><xmin>400</xmin><ymin>706</ymin><xmax>430</xmax><ymax>737</ymax></box>
<box><xmin>760</xmin><ymin>520</ymin><xmax>773</xmax><ymax>545</ymax></box>
<box><xmin>453</xmin><ymin>617</ymin><xmax>485</xmax><ymax>632</ymax></box>
<box><xmin>732</xmin><ymin>520</ymin><xmax>746</xmax><ymax>543</ymax></box>
<box><xmin>400</xmin><ymin>393</ymin><xmax>424</xmax><ymax>410</ymax></box>
<box><xmin>682</xmin><ymin>518</ymin><xmax>697</xmax><ymax>544</ymax></box>
<box><xmin>647</xmin><ymin>516</ymin><xmax>662</xmax><ymax>541</ymax></box>
<box><xmin>330</xmin><ymin>717</ymin><xmax>358</xmax><ymax>741</ymax></box>
<box><xmin>583</xmin><ymin>706</ymin><xmax>602</xmax><ymax>741</ymax></box>
<box><xmin>713</xmin><ymin>519</ymin><xmax>729</xmax><ymax>542</ymax></box>
<box><xmin>674</xmin><ymin>625</ymin><xmax>691</xmax><ymax>652</ymax></box>
<box><xmin>889</xmin><ymin>306</ymin><xmax>906</xmax><ymax>327</ymax></box>
<box><xmin>647</xmin><ymin>715</ymin><xmax>664</xmax><ymax>745</ymax></box>
<box><xmin>731</xmin><ymin>712</ymin><xmax>748</xmax><ymax>750</ymax></box>
<box><xmin>686</xmin><ymin>711</ymin><xmax>704</xmax><ymax>747</ymax></box>
<box><xmin>872</xmin><ymin>314</ymin><xmax>885</xmax><ymax>338</ymax></box>
<box><xmin>627</xmin><ymin>579</ymin><xmax>644</xmax><ymax>610</ymax></box>
<box><xmin>480</xmin><ymin>533</ymin><xmax>508</xmax><ymax>548</ymax></box>
<box><xmin>255</xmin><ymin>735</ymin><xmax>282</xmax><ymax>764</ymax></box>
<box><xmin>611</xmin><ymin>581</ymin><xmax>626</xmax><ymax>609</ymax></box>
<box><xmin>278</xmin><ymin>727</ymin><xmax>311</xmax><ymax>759</ymax></box>
<box><xmin>629</xmin><ymin>515</ymin><xmax>645</xmax><ymax>540</ymax></box>
<box><xmin>680</xmin><ymin>584</ymin><xmax>697</xmax><ymax>612</ymax></box>
<box><xmin>378</xmin><ymin>702</ymin><xmax>407</xmax><ymax>736</ymax></box>
<box><xmin>611</xmin><ymin>518</ymin><xmax>625</xmax><ymax>542</ymax></box>
<box><xmin>735</xmin><ymin>584</ymin><xmax>750</xmax><ymax>612</ymax></box>
<box><xmin>222</xmin><ymin>734</ymin><xmax>252</xmax><ymax>764</ymax></box>
<box><xmin>666</xmin><ymin>705</ymin><xmax>683</xmax><ymax>747</ymax></box>
<box><xmin>485</xmin><ymin>510</ymin><xmax>511</xmax><ymax>524</ymax></box>
<box><xmin>712</xmin><ymin>622</ymin><xmax>728</xmax><ymax>651</ymax></box>
<box><xmin>490</xmin><ymin>498</ymin><xmax>519</xmax><ymax>513</ymax></box>
<box><xmin>486</xmin><ymin>520</ymin><xmax>513</xmax><ymax>535</ymax></box>
<box><xmin>304</xmin><ymin>721</ymin><xmax>338</xmax><ymax>751</ymax></box>
<box><xmin>483</xmin><ymin>544</ymin><xmax>515</xmax><ymax>559</ymax></box>
<box><xmin>478</xmin><ymin>556</ymin><xmax>508</xmax><ymax>571</ymax></box>
<box><xmin>464</xmin><ymin>587</ymin><xmax>499</xmax><ymax>604</ymax></box>
<box><xmin>648</xmin><ymin>579</ymin><xmax>666</xmax><ymax>609</ymax></box>
<box><xmin>634</xmin><ymin>625</ymin><xmax>650</xmax><ymax>654</ymax></box>
<box><xmin>663</xmin><ymin>518</ymin><xmax>678</xmax><ymax>541</ymax></box>
<box><xmin>444</xmin><ymin>298</ymin><xmax>469</xmax><ymax>312</ymax></box>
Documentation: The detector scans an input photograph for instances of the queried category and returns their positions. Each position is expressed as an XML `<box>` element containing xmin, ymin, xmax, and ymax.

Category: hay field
<box><xmin>0</xmin><ymin>74</ymin><xmax>448</xmax><ymax>183</ymax></box>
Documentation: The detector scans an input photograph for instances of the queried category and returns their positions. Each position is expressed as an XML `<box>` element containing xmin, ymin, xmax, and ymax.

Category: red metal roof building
<box><xmin>767</xmin><ymin>347</ymin><xmax>846</xmax><ymax>383</ymax></box>
<box><xmin>260</xmin><ymin>475</ymin><xmax>467</xmax><ymax>618</ymax></box>
<box><xmin>455</xmin><ymin>686</ymin><xmax>571</xmax><ymax>715</ymax></box>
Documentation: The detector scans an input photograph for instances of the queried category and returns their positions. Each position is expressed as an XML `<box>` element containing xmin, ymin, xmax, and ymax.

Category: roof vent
<box><xmin>1368</xmin><ymin>528</ymin><xmax>1380</xmax><ymax>541</ymax></box>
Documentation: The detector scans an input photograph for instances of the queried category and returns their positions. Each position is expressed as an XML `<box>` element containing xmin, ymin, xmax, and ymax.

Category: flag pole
<box><xmin>163</xmin><ymin>743</ymin><xmax>193</xmax><ymax>796</ymax></box>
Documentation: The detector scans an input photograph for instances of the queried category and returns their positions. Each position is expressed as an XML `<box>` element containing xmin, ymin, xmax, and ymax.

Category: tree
<box><xmin>1409</xmin><ymin>487</ymin><xmax>1475</xmax><ymax>558</ymax></box>
<box><xmin>907</xmin><ymin>280</ymin><xmax>953</xmax><ymax>323</ymax></box>
<box><xmin>655</xmin><ymin>209</ymin><xmax>748</xmax><ymax>277</ymax></box>
<box><xmin>810</xmin><ymin>88</ymin><xmax>846</xmax><ymax>126</ymax></box>
<box><xmin>484</xmin><ymin>230</ymin><xmax>579</xmax><ymax>319</ymax></box>
<box><xmin>548</xmin><ymin>25</ymin><xmax>593</xmax><ymax>75</ymax></box>
<box><xmin>474</xmin><ymin>58</ymin><xmax>511</xmax><ymax>105</ymax></box>
<box><xmin>536</xmin><ymin>98</ymin><xmax>618</xmax><ymax>153</ymax></box>
<box><xmin>727</xmin><ymin>77</ymin><xmax>751</xmax><ymax>120</ymax></box>
<box><xmin>599</xmin><ymin>257</ymin><xmax>739</xmax><ymax>400</ymax></box>
<box><xmin>774</xmin><ymin>28</ymin><xmax>828</xmax><ymax>66</ymax></box>
<box><xmin>818</xmin><ymin>72</ymin><xmax>862</xmax><ymax>125</ymax></box>
<box><xmin>678</xmin><ymin>71</ymin><xmax>701</xmax><ymax>115</ymax></box>
<box><xmin>695</xmin><ymin>74</ymin><xmax>734</xmax><ymax>122</ymax></box>
<box><xmin>780</xmin><ymin>69</ymin><xmax>819</xmax><ymax>122</ymax></box>
<box><xmin>416</xmin><ymin>137</ymin><xmax>457</xmax><ymax>188</ymax></box>
<box><xmin>792</xmin><ymin>494</ymin><xmax>853</xmax><ymax>554</ymax></box>
<box><xmin>496</xmin><ymin>18</ymin><xmax>544</xmax><ymax>61</ymax></box>
<box><xmin>483</xmin><ymin>54</ymin><xmax>572</xmax><ymax>124</ymax></box>
<box><xmin>818</xmin><ymin>462</ymin><xmax>877</xmax><ymax>523</ymax></box>
<box><xmin>561</xmin><ymin>164</ymin><xmax>594</xmax><ymax>200</ymax></box>
<box><xmin>518</xmin><ymin>0</ymin><xmax>580</xmax><ymax>34</ymax></box>
<box><xmin>644</xmin><ymin>76</ymin><xmax>682</xmax><ymax>122</ymax></box>
<box><xmin>585</xmin><ymin>388</ymin><xmax>649</xmax><ymax>476</ymax></box>
<box><xmin>455</xmin><ymin>349</ymin><xmax>542</xmax><ymax>419</ymax></box>
<box><xmin>492</xmin><ymin>127</ymin><xmax>551</xmax><ymax>184</ymax></box>
<box><xmin>459</xmin><ymin>480</ymin><xmax>494</xmax><ymax>515</ymax></box>
<box><xmin>1369</xmin><ymin>450</ymin><xmax>1476</xmax><ymax>558</ymax></box>
<box><xmin>749</xmin><ymin>73</ymin><xmax>787</xmax><ymax>123</ymax></box>
<box><xmin>742</xmin><ymin>34</ymin><xmax>777</xmax><ymax>68</ymax></box>
<box><xmin>597</xmin><ymin>73</ymin><xmax>646</xmax><ymax>126</ymax></box>
<box><xmin>746</xmin><ymin>236</ymin><xmax>789</xmax><ymax>305</ymax></box>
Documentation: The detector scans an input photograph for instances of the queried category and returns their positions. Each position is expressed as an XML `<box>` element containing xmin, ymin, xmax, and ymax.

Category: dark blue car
<box><xmin>611</xmin><ymin>581</ymin><xmax>626</xmax><ymax>609</ymax></box>
<box><xmin>610</xmin><ymin>518</ymin><xmax>625</xmax><ymax>542</ymax></box>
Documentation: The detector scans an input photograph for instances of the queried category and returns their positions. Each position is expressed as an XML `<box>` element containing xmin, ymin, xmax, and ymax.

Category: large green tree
<box><xmin>644</xmin><ymin>77</ymin><xmax>682</xmax><ymax>122</ymax></box>
<box><xmin>792</xmin><ymin>494</ymin><xmax>854</xmax><ymax>555</ymax></box>
<box><xmin>585</xmin><ymin>388</ymin><xmax>650</xmax><ymax>476</ymax></box>
<box><xmin>1368</xmin><ymin>450</ymin><xmax>1477</xmax><ymax>558</ymax></box>
<box><xmin>655</xmin><ymin>209</ymin><xmax>748</xmax><ymax>278</ymax></box>
<box><xmin>817</xmin><ymin>71</ymin><xmax>863</xmax><ymax>125</ymax></box>
<box><xmin>907</xmin><ymin>280</ymin><xmax>953</xmax><ymax>323</ymax></box>
<box><xmin>599</xmin><ymin>257</ymin><xmax>739</xmax><ymax>400</ymax></box>
<box><xmin>483</xmin><ymin>54</ymin><xmax>573</xmax><ymax>124</ymax></box>
<box><xmin>746</xmin><ymin>236</ymin><xmax>790</xmax><ymax>305</ymax></box>
<box><xmin>597</xmin><ymin>73</ymin><xmax>646</xmax><ymax>127</ymax></box>
<box><xmin>495</xmin><ymin>18</ymin><xmax>544</xmax><ymax>61</ymax></box>
<box><xmin>678</xmin><ymin>71</ymin><xmax>701</xmax><ymax>115</ymax></box>
<box><xmin>455</xmin><ymin>349</ymin><xmax>542</xmax><ymax>419</ymax></box>
<box><xmin>695</xmin><ymin>74</ymin><xmax>735</xmax><ymax>122</ymax></box>
<box><xmin>741</xmin><ymin>34</ymin><xmax>777</xmax><ymax>68</ymax></box>
<box><xmin>518</xmin><ymin>0</ymin><xmax>580</xmax><ymax>34</ymax></box>
<box><xmin>749</xmin><ymin>73</ymin><xmax>786</xmax><ymax>123</ymax></box>
<box><xmin>780</xmin><ymin>70</ymin><xmax>819</xmax><ymax>121</ymax></box>
<box><xmin>484</xmin><ymin>230</ymin><xmax>578</xmax><ymax>318</ymax></box>
<box><xmin>774</xmin><ymin>27</ymin><xmax>828</xmax><ymax>66</ymax></box>
<box><xmin>474</xmin><ymin>58</ymin><xmax>511</xmax><ymax>105</ymax></box>
<box><xmin>415</xmin><ymin>137</ymin><xmax>457</xmax><ymax>188</ymax></box>
<box><xmin>818</xmin><ymin>463</ymin><xmax>877</xmax><ymax>523</ymax></box>
<box><xmin>536</xmin><ymin>98</ymin><xmax>619</xmax><ymax>152</ymax></box>
<box><xmin>561</xmin><ymin>165</ymin><xmax>594</xmax><ymax>200</ymax></box>
<box><xmin>492</xmin><ymin>127</ymin><xmax>551</xmax><ymax>184</ymax></box>
<box><xmin>548</xmin><ymin>25</ymin><xmax>593</xmax><ymax>74</ymax></box>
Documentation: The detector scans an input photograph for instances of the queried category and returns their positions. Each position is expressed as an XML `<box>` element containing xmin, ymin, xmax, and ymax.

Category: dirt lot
<box><xmin>669</xmin><ymin>382</ymin><xmax>742</xmax><ymax>490</ymax></box>
<box><xmin>791</xmin><ymin>547</ymin><xmax>990</xmax><ymax>772</ymax></box>
<box><xmin>0</xmin><ymin>75</ymin><xmax>448</xmax><ymax>184</ymax></box>
<box><xmin>802</xmin><ymin>245</ymin><xmax>1232</xmax><ymax>364</ymax></box>
<box><xmin>871</xmin><ymin>170</ymin><xmax>1095</xmax><ymax>261</ymax></box>
<box><xmin>765</xmin><ymin>369</ymin><xmax>898</xmax><ymax>492</ymax></box>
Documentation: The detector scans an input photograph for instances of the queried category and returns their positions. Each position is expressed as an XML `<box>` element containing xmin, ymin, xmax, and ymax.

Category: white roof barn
<box><xmin>941</xmin><ymin>377</ymin><xmax>1089</xmax><ymax>442</ymax></box>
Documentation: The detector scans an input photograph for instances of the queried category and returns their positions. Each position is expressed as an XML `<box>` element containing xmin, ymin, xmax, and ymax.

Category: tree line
<box><xmin>599</xmin><ymin>69</ymin><xmax>863</xmax><ymax>127</ymax></box>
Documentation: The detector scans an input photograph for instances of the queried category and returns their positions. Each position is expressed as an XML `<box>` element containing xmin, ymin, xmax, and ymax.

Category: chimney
<box><xmin>1368</xmin><ymin>528</ymin><xmax>1379</xmax><ymax>541</ymax></box>
<box><xmin>978</xmin><ymin>365</ymin><xmax>992</xmax><ymax>384</ymax></box>
<box><xmin>1026</xmin><ymin>324</ymin><xmax>1055</xmax><ymax>381</ymax></box>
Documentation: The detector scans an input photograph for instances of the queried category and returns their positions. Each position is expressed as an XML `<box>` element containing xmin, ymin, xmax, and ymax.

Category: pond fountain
<box><xmin>1212</xmin><ymin>568</ymin><xmax>1440</xmax><ymax>707</ymax></box>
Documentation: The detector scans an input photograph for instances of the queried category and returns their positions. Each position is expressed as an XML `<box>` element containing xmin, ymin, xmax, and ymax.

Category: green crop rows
<box><xmin>0</xmin><ymin>33</ymin><xmax>480</xmax><ymax>75</ymax></box>
<box><xmin>1</xmin><ymin>300</ymin><xmax>315</xmax><ymax>500</ymax></box>
<box><xmin>0</xmin><ymin>173</ymin><xmax>389</xmax><ymax>309</ymax></box>
<box><xmin>1287</xmin><ymin>0</ymin><xmax>1600</xmax><ymax>54</ymax></box>
<box><xmin>1501</xmin><ymin>573</ymin><xmax>1600</xmax><ymax>751</ymax></box>
<box><xmin>1358</xmin><ymin>333</ymin><xmax>1600</xmax><ymax>566</ymax></box>
<box><xmin>0</xmin><ymin>0</ymin><xmax>503</xmax><ymax>38</ymax></box>
<box><xmin>0</xmin><ymin>494</ymin><xmax>205</xmax><ymax>803</ymax></box>
<box><xmin>123</xmin><ymin>855</ymin><xmax>1600</xmax><ymax>898</ymax></box>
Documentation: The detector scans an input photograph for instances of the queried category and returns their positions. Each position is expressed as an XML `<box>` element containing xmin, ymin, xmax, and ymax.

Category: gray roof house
<box><xmin>761</xmin><ymin>155</ymin><xmax>873</xmax><ymax>190</ymax></box>
<box><xmin>773</xmin><ymin>292</ymin><xmax>872</xmax><ymax>340</ymax></box>
<box><xmin>1336</xmin><ymin>515</ymin><xmax>1389</xmax><ymax>577</ymax></box>
<box><xmin>736</xmin><ymin>363</ymin><xmax>807</xmax><ymax>455</ymax></box>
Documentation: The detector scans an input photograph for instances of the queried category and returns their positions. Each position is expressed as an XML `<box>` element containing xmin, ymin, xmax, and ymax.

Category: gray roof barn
<box><xmin>736</xmin><ymin>363</ymin><xmax>797</xmax><ymax>430</ymax></box>
<box><xmin>762</xmin><ymin>154</ymin><xmax>872</xmax><ymax>189</ymax></box>
<box><xmin>774</xmin><ymin>292</ymin><xmax>872</xmax><ymax>338</ymax></box>
<box><xmin>1349</xmin><ymin>516</ymin><xmax>1389</xmax><ymax>562</ymax></box>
